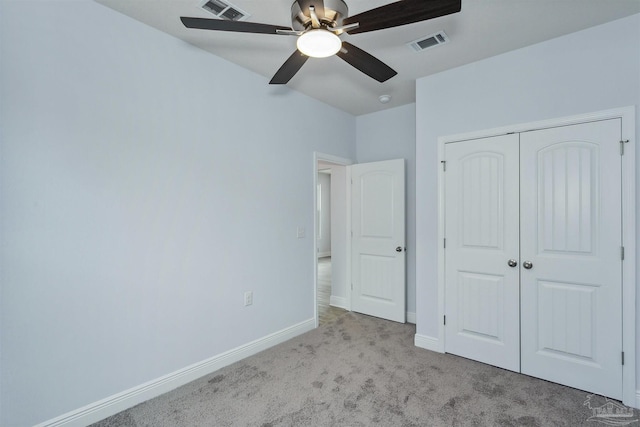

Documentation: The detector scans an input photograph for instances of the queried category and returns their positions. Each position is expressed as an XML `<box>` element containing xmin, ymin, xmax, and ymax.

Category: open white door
<box><xmin>350</xmin><ymin>159</ymin><xmax>405</xmax><ymax>323</ymax></box>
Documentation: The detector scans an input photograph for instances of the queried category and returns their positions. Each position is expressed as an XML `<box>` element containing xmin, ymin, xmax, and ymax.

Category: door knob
<box><xmin>396</xmin><ymin>246</ymin><xmax>403</xmax><ymax>252</ymax></box>
<box><xmin>507</xmin><ymin>259</ymin><xmax>517</xmax><ymax>268</ymax></box>
<box><xmin>523</xmin><ymin>261</ymin><xmax>533</xmax><ymax>269</ymax></box>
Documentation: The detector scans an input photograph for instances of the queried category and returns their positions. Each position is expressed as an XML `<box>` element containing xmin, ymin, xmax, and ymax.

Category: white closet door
<box><xmin>444</xmin><ymin>134</ymin><xmax>520</xmax><ymax>372</ymax></box>
<box><xmin>520</xmin><ymin>119</ymin><xmax>622</xmax><ymax>399</ymax></box>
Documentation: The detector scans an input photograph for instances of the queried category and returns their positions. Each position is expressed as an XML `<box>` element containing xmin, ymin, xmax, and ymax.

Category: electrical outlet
<box><xmin>244</xmin><ymin>291</ymin><xmax>253</xmax><ymax>306</ymax></box>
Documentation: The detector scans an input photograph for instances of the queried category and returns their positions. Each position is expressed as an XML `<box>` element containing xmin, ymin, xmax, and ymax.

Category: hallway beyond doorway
<box><xmin>317</xmin><ymin>257</ymin><xmax>347</xmax><ymax>325</ymax></box>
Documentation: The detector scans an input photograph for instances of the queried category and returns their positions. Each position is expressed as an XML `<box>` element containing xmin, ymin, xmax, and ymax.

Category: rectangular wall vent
<box><xmin>201</xmin><ymin>0</ymin><xmax>249</xmax><ymax>21</ymax></box>
<box><xmin>408</xmin><ymin>31</ymin><xmax>449</xmax><ymax>52</ymax></box>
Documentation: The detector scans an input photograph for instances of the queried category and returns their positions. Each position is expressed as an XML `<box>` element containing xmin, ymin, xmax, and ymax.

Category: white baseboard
<box><xmin>35</xmin><ymin>318</ymin><xmax>316</xmax><ymax>427</ymax></box>
<box><xmin>633</xmin><ymin>390</ymin><xmax>640</xmax><ymax>409</ymax></box>
<box><xmin>406</xmin><ymin>312</ymin><xmax>416</xmax><ymax>324</ymax></box>
<box><xmin>326</xmin><ymin>301</ymin><xmax>414</xmax><ymax>325</ymax></box>
<box><xmin>414</xmin><ymin>334</ymin><xmax>444</xmax><ymax>353</ymax></box>
<box><xmin>330</xmin><ymin>295</ymin><xmax>348</xmax><ymax>310</ymax></box>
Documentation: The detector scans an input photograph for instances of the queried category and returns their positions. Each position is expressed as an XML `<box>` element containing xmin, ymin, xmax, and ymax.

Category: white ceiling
<box><xmin>95</xmin><ymin>0</ymin><xmax>640</xmax><ymax>116</ymax></box>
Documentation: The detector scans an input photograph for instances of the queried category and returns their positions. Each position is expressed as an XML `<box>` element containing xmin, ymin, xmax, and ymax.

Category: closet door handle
<box><xmin>507</xmin><ymin>259</ymin><xmax>518</xmax><ymax>268</ymax></box>
<box><xmin>523</xmin><ymin>261</ymin><xmax>533</xmax><ymax>269</ymax></box>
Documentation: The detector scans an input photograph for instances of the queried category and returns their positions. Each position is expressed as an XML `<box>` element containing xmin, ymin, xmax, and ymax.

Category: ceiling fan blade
<box><xmin>343</xmin><ymin>0</ymin><xmax>461</xmax><ymax>35</ymax></box>
<box><xmin>269</xmin><ymin>50</ymin><xmax>309</xmax><ymax>84</ymax></box>
<box><xmin>336</xmin><ymin>42</ymin><xmax>397</xmax><ymax>83</ymax></box>
<box><xmin>181</xmin><ymin>17</ymin><xmax>292</xmax><ymax>34</ymax></box>
<box><xmin>296</xmin><ymin>0</ymin><xmax>326</xmax><ymax>21</ymax></box>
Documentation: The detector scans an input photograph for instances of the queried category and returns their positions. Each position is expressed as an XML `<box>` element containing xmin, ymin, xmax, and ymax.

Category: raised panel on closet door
<box><xmin>519</xmin><ymin>119</ymin><xmax>622</xmax><ymax>399</ymax></box>
<box><xmin>444</xmin><ymin>134</ymin><xmax>520</xmax><ymax>372</ymax></box>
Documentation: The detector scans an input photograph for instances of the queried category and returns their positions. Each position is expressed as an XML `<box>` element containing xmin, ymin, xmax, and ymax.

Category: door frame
<box><xmin>313</xmin><ymin>152</ymin><xmax>353</xmax><ymax>328</ymax></box>
<box><xmin>437</xmin><ymin>106</ymin><xmax>636</xmax><ymax>406</ymax></box>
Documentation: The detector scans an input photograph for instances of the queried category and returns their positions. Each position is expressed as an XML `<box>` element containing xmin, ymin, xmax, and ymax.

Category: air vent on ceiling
<box><xmin>201</xmin><ymin>0</ymin><xmax>249</xmax><ymax>21</ymax></box>
<box><xmin>407</xmin><ymin>31</ymin><xmax>449</xmax><ymax>52</ymax></box>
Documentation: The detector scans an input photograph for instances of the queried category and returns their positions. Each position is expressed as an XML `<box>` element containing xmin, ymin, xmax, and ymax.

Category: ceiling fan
<box><xmin>181</xmin><ymin>0</ymin><xmax>461</xmax><ymax>84</ymax></box>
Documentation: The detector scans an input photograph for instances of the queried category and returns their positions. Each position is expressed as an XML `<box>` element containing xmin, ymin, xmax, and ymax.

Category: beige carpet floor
<box><xmin>91</xmin><ymin>312</ymin><xmax>638</xmax><ymax>426</ymax></box>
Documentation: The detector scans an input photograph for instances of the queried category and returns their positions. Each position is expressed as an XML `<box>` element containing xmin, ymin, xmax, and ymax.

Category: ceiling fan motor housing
<box><xmin>291</xmin><ymin>0</ymin><xmax>348</xmax><ymax>32</ymax></box>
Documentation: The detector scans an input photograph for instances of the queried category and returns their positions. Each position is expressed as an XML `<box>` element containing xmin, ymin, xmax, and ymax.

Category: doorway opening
<box><xmin>313</xmin><ymin>153</ymin><xmax>351</xmax><ymax>327</ymax></box>
<box><xmin>317</xmin><ymin>168</ymin><xmax>343</xmax><ymax>325</ymax></box>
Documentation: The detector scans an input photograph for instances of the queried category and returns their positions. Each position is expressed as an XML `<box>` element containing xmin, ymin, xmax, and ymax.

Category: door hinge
<box><xmin>351</xmin><ymin>283</ymin><xmax>353</xmax><ymax>290</ymax></box>
<box><xmin>621</xmin><ymin>246</ymin><xmax>625</xmax><ymax>261</ymax></box>
<box><xmin>622</xmin><ymin>351</ymin><xmax>625</xmax><ymax>365</ymax></box>
<box><xmin>443</xmin><ymin>238</ymin><xmax>446</xmax><ymax>249</ymax></box>
<box><xmin>443</xmin><ymin>315</ymin><xmax>446</xmax><ymax>325</ymax></box>
<box><xmin>620</xmin><ymin>139</ymin><xmax>629</xmax><ymax>155</ymax></box>
<box><xmin>441</xmin><ymin>160</ymin><xmax>446</xmax><ymax>172</ymax></box>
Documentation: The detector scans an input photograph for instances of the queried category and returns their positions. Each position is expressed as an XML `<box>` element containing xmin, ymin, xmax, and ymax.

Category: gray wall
<box><xmin>415</xmin><ymin>12</ymin><xmax>639</xmax><ymax>382</ymax></box>
<box><xmin>356</xmin><ymin>104</ymin><xmax>417</xmax><ymax>317</ymax></box>
<box><xmin>0</xmin><ymin>1</ymin><xmax>355</xmax><ymax>425</ymax></box>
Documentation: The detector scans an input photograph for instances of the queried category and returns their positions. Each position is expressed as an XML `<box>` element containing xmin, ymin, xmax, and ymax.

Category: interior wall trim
<box><xmin>406</xmin><ymin>311</ymin><xmax>417</xmax><ymax>325</ymax></box>
<box><xmin>34</xmin><ymin>318</ymin><xmax>316</xmax><ymax>427</ymax></box>
<box><xmin>414</xmin><ymin>333</ymin><xmax>442</xmax><ymax>353</ymax></box>
<box><xmin>329</xmin><ymin>295</ymin><xmax>349</xmax><ymax>309</ymax></box>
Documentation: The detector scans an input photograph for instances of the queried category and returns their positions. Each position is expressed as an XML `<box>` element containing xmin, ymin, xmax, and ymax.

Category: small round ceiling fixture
<box><xmin>297</xmin><ymin>29</ymin><xmax>342</xmax><ymax>58</ymax></box>
<box><xmin>378</xmin><ymin>94</ymin><xmax>392</xmax><ymax>104</ymax></box>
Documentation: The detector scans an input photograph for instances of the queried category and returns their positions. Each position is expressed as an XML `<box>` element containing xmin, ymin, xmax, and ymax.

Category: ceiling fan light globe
<box><xmin>297</xmin><ymin>29</ymin><xmax>341</xmax><ymax>58</ymax></box>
